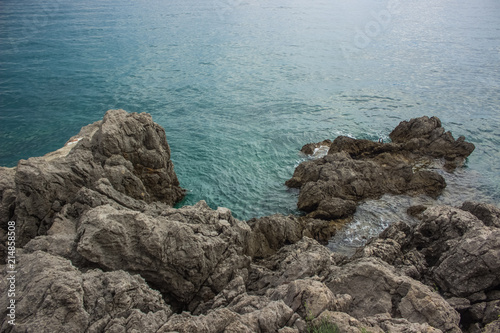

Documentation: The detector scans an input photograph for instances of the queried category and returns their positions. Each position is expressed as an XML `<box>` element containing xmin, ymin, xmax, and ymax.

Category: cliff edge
<box><xmin>0</xmin><ymin>111</ymin><xmax>498</xmax><ymax>333</ymax></box>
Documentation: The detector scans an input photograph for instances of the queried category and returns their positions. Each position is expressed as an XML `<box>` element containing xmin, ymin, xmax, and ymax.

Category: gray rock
<box><xmin>354</xmin><ymin>205</ymin><xmax>499</xmax><ymax>298</ymax></box>
<box><xmin>278</xmin><ymin>328</ymin><xmax>300</xmax><ymax>333</ymax></box>
<box><xmin>486</xmin><ymin>290</ymin><xmax>500</xmax><ymax>301</ymax></box>
<box><xmin>461</xmin><ymin>201</ymin><xmax>500</xmax><ymax>228</ymax></box>
<box><xmin>267</xmin><ymin>278</ymin><xmax>338</xmax><ymax>319</ymax></box>
<box><xmin>312</xmin><ymin>311</ymin><xmax>445</xmax><ymax>333</ymax></box>
<box><xmin>352</xmin><ymin>221</ymin><xmax>413</xmax><ymax>265</ymax></box>
<box><xmin>286</xmin><ymin>116</ymin><xmax>474</xmax><ymax>220</ymax></box>
<box><xmin>246</xmin><ymin>214</ymin><xmax>306</xmax><ymax>258</ymax></box>
<box><xmin>246</xmin><ymin>214</ymin><xmax>341</xmax><ymax>258</ymax></box>
<box><xmin>2</xmin><ymin>110</ymin><xmax>185</xmax><ymax>248</ymax></box>
<box><xmin>157</xmin><ymin>293</ymin><xmax>298</xmax><ymax>333</ymax></box>
<box><xmin>157</xmin><ymin>308</ymin><xmax>239</xmax><ymax>333</ymax></box>
<box><xmin>229</xmin><ymin>300</ymin><xmax>295</xmax><ymax>333</ymax></box>
<box><xmin>484</xmin><ymin>319</ymin><xmax>500</xmax><ymax>333</ymax></box>
<box><xmin>311</xmin><ymin>311</ymin><xmax>375</xmax><ymax>333</ymax></box>
<box><xmin>483</xmin><ymin>300</ymin><xmax>500</xmax><ymax>325</ymax></box>
<box><xmin>348</xmin><ymin>203</ymin><xmax>500</xmax><ymax>331</ymax></box>
<box><xmin>363</xmin><ymin>313</ymin><xmax>444</xmax><ymax>333</ymax></box>
<box><xmin>469</xmin><ymin>302</ymin><xmax>487</xmax><ymax>322</ymax></box>
<box><xmin>389</xmin><ymin>116</ymin><xmax>475</xmax><ymax>161</ymax></box>
<box><xmin>432</xmin><ymin>227</ymin><xmax>500</xmax><ymax>298</ymax></box>
<box><xmin>300</xmin><ymin>139</ymin><xmax>332</xmax><ymax>156</ymax></box>
<box><xmin>446</xmin><ymin>297</ymin><xmax>471</xmax><ymax>312</ymax></box>
<box><xmin>287</xmin><ymin>151</ymin><xmax>446</xmax><ymax>218</ymax></box>
<box><xmin>247</xmin><ymin>237</ymin><xmax>335</xmax><ymax>293</ymax></box>
<box><xmin>0</xmin><ymin>251</ymin><xmax>172</xmax><ymax>333</ymax></box>
<box><xmin>0</xmin><ymin>167</ymin><xmax>16</xmax><ymax>226</ymax></box>
<box><xmin>410</xmin><ymin>205</ymin><xmax>484</xmax><ymax>270</ymax></box>
<box><xmin>324</xmin><ymin>257</ymin><xmax>461</xmax><ymax>333</ymax></box>
<box><xmin>76</xmin><ymin>201</ymin><xmax>251</xmax><ymax>309</ymax></box>
<box><xmin>2</xmin><ymin>112</ymin><xmax>494</xmax><ymax>333</ymax></box>
<box><xmin>90</xmin><ymin>110</ymin><xmax>184</xmax><ymax>205</ymax></box>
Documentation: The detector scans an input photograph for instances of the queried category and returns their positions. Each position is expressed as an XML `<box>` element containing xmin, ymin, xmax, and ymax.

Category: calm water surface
<box><xmin>1</xmin><ymin>0</ymin><xmax>499</xmax><ymax>252</ymax></box>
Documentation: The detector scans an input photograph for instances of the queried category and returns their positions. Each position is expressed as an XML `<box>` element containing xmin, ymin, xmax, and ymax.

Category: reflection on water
<box><xmin>328</xmin><ymin>164</ymin><xmax>499</xmax><ymax>256</ymax></box>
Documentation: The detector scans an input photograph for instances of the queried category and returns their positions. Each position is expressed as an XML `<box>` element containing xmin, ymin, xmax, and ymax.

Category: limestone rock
<box><xmin>350</xmin><ymin>203</ymin><xmax>500</xmax><ymax>331</ymax></box>
<box><xmin>245</xmin><ymin>214</ymin><xmax>341</xmax><ymax>259</ymax></box>
<box><xmin>363</xmin><ymin>313</ymin><xmax>444</xmax><ymax>333</ymax></box>
<box><xmin>389</xmin><ymin>116</ymin><xmax>475</xmax><ymax>160</ymax></box>
<box><xmin>484</xmin><ymin>319</ymin><xmax>500</xmax><ymax>333</ymax></box>
<box><xmin>311</xmin><ymin>311</ymin><xmax>444</xmax><ymax>333</ymax></box>
<box><xmin>76</xmin><ymin>201</ymin><xmax>251</xmax><ymax>309</ymax></box>
<box><xmin>286</xmin><ymin>116</ymin><xmax>474</xmax><ymax>220</ymax></box>
<box><xmin>0</xmin><ymin>167</ymin><xmax>16</xmax><ymax>226</ymax></box>
<box><xmin>267</xmin><ymin>279</ymin><xmax>338</xmax><ymax>319</ymax></box>
<box><xmin>157</xmin><ymin>308</ymin><xmax>239</xmax><ymax>333</ymax></box>
<box><xmin>0</xmin><ymin>251</ymin><xmax>172</xmax><ymax>333</ymax></box>
<box><xmin>247</xmin><ymin>237</ymin><xmax>335</xmax><ymax>293</ymax></box>
<box><xmin>158</xmin><ymin>294</ymin><xmax>297</xmax><ymax>333</ymax></box>
<box><xmin>390</xmin><ymin>205</ymin><xmax>500</xmax><ymax>300</ymax></box>
<box><xmin>432</xmin><ymin>227</ymin><xmax>500</xmax><ymax>298</ymax></box>
<box><xmin>311</xmin><ymin>311</ymin><xmax>373</xmax><ymax>333</ymax></box>
<box><xmin>461</xmin><ymin>201</ymin><xmax>500</xmax><ymax>228</ymax></box>
<box><xmin>0</xmin><ymin>167</ymin><xmax>17</xmax><ymax>259</ymax></box>
<box><xmin>300</xmin><ymin>139</ymin><xmax>332</xmax><ymax>155</ymax></box>
<box><xmin>446</xmin><ymin>297</ymin><xmax>471</xmax><ymax>312</ymax></box>
<box><xmin>324</xmin><ymin>257</ymin><xmax>461</xmax><ymax>333</ymax></box>
<box><xmin>2</xmin><ymin>110</ymin><xmax>185</xmax><ymax>248</ymax></box>
<box><xmin>1</xmin><ymin>112</ymin><xmax>494</xmax><ymax>333</ymax></box>
<box><xmin>287</xmin><ymin>151</ymin><xmax>446</xmax><ymax>219</ymax></box>
<box><xmin>351</xmin><ymin>221</ymin><xmax>413</xmax><ymax>266</ymax></box>
<box><xmin>246</xmin><ymin>214</ymin><xmax>305</xmax><ymax>258</ymax></box>
<box><xmin>90</xmin><ymin>109</ymin><xmax>183</xmax><ymax>205</ymax></box>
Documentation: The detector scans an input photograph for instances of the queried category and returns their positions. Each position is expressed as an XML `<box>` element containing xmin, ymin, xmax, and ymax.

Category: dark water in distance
<box><xmin>1</xmin><ymin>0</ymin><xmax>499</xmax><ymax>250</ymax></box>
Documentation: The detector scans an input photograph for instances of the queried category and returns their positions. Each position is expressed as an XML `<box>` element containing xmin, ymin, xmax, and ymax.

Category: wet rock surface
<box><xmin>1</xmin><ymin>112</ymin><xmax>497</xmax><ymax>333</ymax></box>
<box><xmin>286</xmin><ymin>116</ymin><xmax>475</xmax><ymax>220</ymax></box>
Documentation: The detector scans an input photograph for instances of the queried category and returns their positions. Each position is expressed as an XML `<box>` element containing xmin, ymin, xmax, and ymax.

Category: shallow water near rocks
<box><xmin>1</xmin><ymin>0</ymin><xmax>499</xmax><ymax>252</ymax></box>
<box><xmin>328</xmin><ymin>161</ymin><xmax>499</xmax><ymax>255</ymax></box>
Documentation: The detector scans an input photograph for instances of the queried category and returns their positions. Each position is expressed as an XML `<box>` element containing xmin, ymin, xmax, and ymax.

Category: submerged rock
<box><xmin>286</xmin><ymin>116</ymin><xmax>475</xmax><ymax>220</ymax></box>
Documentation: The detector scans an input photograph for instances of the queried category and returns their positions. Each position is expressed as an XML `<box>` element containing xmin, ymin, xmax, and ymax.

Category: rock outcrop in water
<box><xmin>286</xmin><ymin>116</ymin><xmax>475</xmax><ymax>220</ymax></box>
<box><xmin>1</xmin><ymin>111</ymin><xmax>497</xmax><ymax>333</ymax></box>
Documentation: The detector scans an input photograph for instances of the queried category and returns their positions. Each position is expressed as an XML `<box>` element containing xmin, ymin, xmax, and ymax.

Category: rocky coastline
<box><xmin>1</xmin><ymin>110</ymin><xmax>499</xmax><ymax>333</ymax></box>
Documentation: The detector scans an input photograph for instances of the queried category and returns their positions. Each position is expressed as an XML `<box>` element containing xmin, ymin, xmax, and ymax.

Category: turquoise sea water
<box><xmin>1</xmin><ymin>0</ymin><xmax>499</xmax><ymax>230</ymax></box>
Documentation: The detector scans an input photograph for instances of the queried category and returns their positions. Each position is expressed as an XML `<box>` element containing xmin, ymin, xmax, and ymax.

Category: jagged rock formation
<box><xmin>353</xmin><ymin>202</ymin><xmax>500</xmax><ymax>332</ymax></box>
<box><xmin>0</xmin><ymin>112</ymin><xmax>497</xmax><ymax>333</ymax></box>
<box><xmin>0</xmin><ymin>250</ymin><xmax>172</xmax><ymax>332</ymax></box>
<box><xmin>286</xmin><ymin>116</ymin><xmax>475</xmax><ymax>220</ymax></box>
<box><xmin>0</xmin><ymin>109</ymin><xmax>185</xmax><ymax>248</ymax></box>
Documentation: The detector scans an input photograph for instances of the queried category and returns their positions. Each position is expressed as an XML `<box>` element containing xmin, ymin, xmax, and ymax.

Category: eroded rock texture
<box><xmin>0</xmin><ymin>109</ymin><xmax>185</xmax><ymax>247</ymax></box>
<box><xmin>0</xmin><ymin>251</ymin><xmax>172</xmax><ymax>333</ymax></box>
<box><xmin>76</xmin><ymin>201</ymin><xmax>252</xmax><ymax>311</ymax></box>
<box><xmin>1</xmin><ymin>112</ymin><xmax>496</xmax><ymax>333</ymax></box>
<box><xmin>353</xmin><ymin>202</ymin><xmax>500</xmax><ymax>332</ymax></box>
<box><xmin>286</xmin><ymin>116</ymin><xmax>475</xmax><ymax>220</ymax></box>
